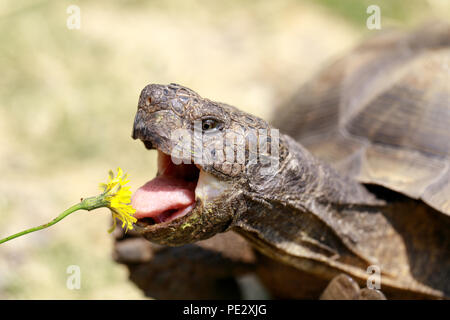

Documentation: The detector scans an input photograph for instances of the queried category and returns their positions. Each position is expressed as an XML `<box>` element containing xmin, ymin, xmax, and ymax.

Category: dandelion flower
<box><xmin>100</xmin><ymin>167</ymin><xmax>137</xmax><ymax>233</ymax></box>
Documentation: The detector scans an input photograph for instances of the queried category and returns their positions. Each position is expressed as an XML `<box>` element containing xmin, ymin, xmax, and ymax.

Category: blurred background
<box><xmin>0</xmin><ymin>0</ymin><xmax>448</xmax><ymax>299</ymax></box>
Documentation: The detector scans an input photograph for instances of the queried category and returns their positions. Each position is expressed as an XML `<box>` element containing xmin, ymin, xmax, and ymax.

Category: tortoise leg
<box><xmin>319</xmin><ymin>274</ymin><xmax>386</xmax><ymax>300</ymax></box>
<box><xmin>255</xmin><ymin>253</ymin><xmax>330</xmax><ymax>299</ymax></box>
<box><xmin>113</xmin><ymin>228</ymin><xmax>257</xmax><ymax>299</ymax></box>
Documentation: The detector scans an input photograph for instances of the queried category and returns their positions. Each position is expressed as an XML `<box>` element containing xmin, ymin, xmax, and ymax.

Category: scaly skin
<box><xmin>118</xmin><ymin>83</ymin><xmax>450</xmax><ymax>299</ymax></box>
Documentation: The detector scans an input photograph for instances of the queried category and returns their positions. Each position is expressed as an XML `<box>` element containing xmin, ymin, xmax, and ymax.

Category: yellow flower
<box><xmin>0</xmin><ymin>167</ymin><xmax>138</xmax><ymax>245</ymax></box>
<box><xmin>100</xmin><ymin>167</ymin><xmax>137</xmax><ymax>233</ymax></box>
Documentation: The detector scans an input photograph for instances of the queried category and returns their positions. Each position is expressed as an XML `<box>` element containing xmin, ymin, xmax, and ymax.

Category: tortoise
<box><xmin>113</xmin><ymin>23</ymin><xmax>450</xmax><ymax>299</ymax></box>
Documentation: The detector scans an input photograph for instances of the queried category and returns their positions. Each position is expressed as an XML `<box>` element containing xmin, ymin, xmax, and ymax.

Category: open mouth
<box><xmin>132</xmin><ymin>150</ymin><xmax>200</xmax><ymax>227</ymax></box>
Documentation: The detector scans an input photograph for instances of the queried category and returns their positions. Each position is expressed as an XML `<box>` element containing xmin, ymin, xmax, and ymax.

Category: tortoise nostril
<box><xmin>146</xmin><ymin>96</ymin><xmax>152</xmax><ymax>106</ymax></box>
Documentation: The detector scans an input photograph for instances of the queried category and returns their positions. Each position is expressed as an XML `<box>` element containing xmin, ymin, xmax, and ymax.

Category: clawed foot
<box><xmin>320</xmin><ymin>274</ymin><xmax>386</xmax><ymax>300</ymax></box>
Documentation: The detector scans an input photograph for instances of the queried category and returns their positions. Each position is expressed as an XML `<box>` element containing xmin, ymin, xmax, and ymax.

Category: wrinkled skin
<box><xmin>131</xmin><ymin>83</ymin><xmax>281</xmax><ymax>245</ymax></box>
<box><xmin>116</xmin><ymin>83</ymin><xmax>450</xmax><ymax>299</ymax></box>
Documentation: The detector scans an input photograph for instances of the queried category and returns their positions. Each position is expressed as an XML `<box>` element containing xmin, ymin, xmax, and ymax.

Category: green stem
<box><xmin>0</xmin><ymin>196</ymin><xmax>107</xmax><ymax>245</ymax></box>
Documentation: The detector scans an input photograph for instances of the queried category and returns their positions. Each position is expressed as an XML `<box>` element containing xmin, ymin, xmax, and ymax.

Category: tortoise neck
<box><xmin>246</xmin><ymin>134</ymin><xmax>381</xmax><ymax>211</ymax></box>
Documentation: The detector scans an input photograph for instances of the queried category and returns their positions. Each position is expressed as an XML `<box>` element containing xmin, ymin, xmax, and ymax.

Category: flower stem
<box><xmin>0</xmin><ymin>196</ymin><xmax>106</xmax><ymax>245</ymax></box>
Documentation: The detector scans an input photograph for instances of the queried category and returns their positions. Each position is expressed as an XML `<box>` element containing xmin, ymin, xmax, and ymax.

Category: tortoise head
<box><xmin>131</xmin><ymin>83</ymin><xmax>287</xmax><ymax>245</ymax></box>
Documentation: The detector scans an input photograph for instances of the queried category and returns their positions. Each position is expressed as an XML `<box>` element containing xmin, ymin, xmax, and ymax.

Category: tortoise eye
<box><xmin>201</xmin><ymin>118</ymin><xmax>222</xmax><ymax>131</ymax></box>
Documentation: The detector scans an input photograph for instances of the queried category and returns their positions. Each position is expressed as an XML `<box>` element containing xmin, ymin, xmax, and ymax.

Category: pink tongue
<box><xmin>132</xmin><ymin>176</ymin><xmax>196</xmax><ymax>221</ymax></box>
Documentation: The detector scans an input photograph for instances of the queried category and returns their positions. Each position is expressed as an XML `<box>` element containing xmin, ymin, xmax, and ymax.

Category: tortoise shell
<box><xmin>272</xmin><ymin>23</ymin><xmax>450</xmax><ymax>215</ymax></box>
